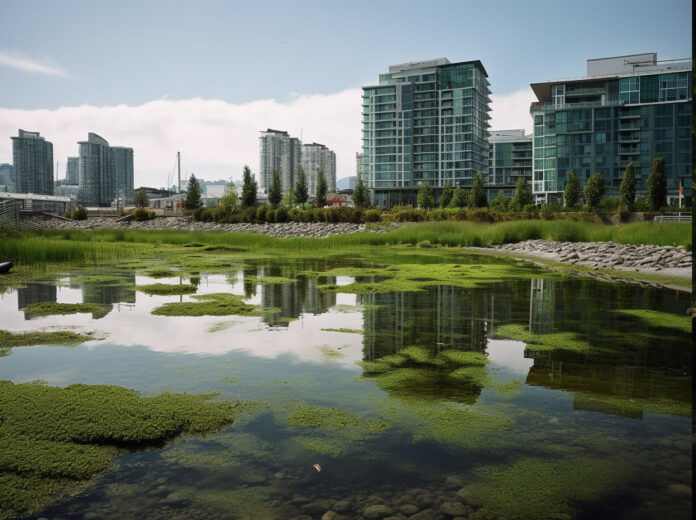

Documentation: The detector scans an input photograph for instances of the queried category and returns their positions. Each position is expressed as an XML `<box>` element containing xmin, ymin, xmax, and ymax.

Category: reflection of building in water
<box><xmin>17</xmin><ymin>283</ymin><xmax>57</xmax><ymax>309</ymax></box>
<box><xmin>360</xmin><ymin>285</ymin><xmax>496</xmax><ymax>360</ymax></box>
<box><xmin>301</xmin><ymin>276</ymin><xmax>336</xmax><ymax>315</ymax></box>
<box><xmin>526</xmin><ymin>358</ymin><xmax>691</xmax><ymax>420</ymax></box>
<box><xmin>529</xmin><ymin>279</ymin><xmax>555</xmax><ymax>334</ymax></box>
<box><xmin>79</xmin><ymin>274</ymin><xmax>136</xmax><ymax>304</ymax></box>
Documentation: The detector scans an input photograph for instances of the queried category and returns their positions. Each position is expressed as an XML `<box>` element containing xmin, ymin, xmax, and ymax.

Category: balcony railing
<box><xmin>530</xmin><ymin>98</ymin><xmax>626</xmax><ymax>112</ymax></box>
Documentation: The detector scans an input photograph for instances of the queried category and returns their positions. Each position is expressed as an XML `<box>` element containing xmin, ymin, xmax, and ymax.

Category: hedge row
<box><xmin>193</xmin><ymin>205</ymin><xmax>604</xmax><ymax>225</ymax></box>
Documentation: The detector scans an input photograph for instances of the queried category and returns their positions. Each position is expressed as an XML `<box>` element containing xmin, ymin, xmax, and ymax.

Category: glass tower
<box><xmin>11</xmin><ymin>129</ymin><xmax>54</xmax><ymax>195</ymax></box>
<box><xmin>110</xmin><ymin>147</ymin><xmax>134</xmax><ymax>204</ymax></box>
<box><xmin>66</xmin><ymin>157</ymin><xmax>79</xmax><ymax>185</ymax></box>
<box><xmin>530</xmin><ymin>53</ymin><xmax>692</xmax><ymax>204</ymax></box>
<box><xmin>301</xmin><ymin>142</ymin><xmax>337</xmax><ymax>194</ymax></box>
<box><xmin>78</xmin><ymin>133</ymin><xmax>134</xmax><ymax>207</ymax></box>
<box><xmin>488</xmin><ymin>129</ymin><xmax>533</xmax><ymax>198</ymax></box>
<box><xmin>362</xmin><ymin>58</ymin><xmax>491</xmax><ymax>207</ymax></box>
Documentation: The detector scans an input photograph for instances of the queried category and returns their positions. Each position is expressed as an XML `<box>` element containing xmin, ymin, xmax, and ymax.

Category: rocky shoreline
<box><xmin>21</xmin><ymin>215</ymin><xmax>369</xmax><ymax>238</ymax></box>
<box><xmin>491</xmin><ymin>239</ymin><xmax>692</xmax><ymax>273</ymax></box>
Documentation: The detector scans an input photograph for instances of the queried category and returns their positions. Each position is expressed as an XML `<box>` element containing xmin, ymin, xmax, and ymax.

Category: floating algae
<box><xmin>23</xmin><ymin>302</ymin><xmax>112</xmax><ymax>320</ymax></box>
<box><xmin>0</xmin><ymin>381</ymin><xmax>256</xmax><ymax>520</ymax></box>
<box><xmin>495</xmin><ymin>323</ymin><xmax>612</xmax><ymax>356</ymax></box>
<box><xmin>614</xmin><ymin>309</ymin><xmax>691</xmax><ymax>334</ymax></box>
<box><xmin>321</xmin><ymin>328</ymin><xmax>364</xmax><ymax>334</ymax></box>
<box><xmin>0</xmin><ymin>329</ymin><xmax>94</xmax><ymax>350</ymax></box>
<box><xmin>152</xmin><ymin>293</ymin><xmax>260</xmax><ymax>317</ymax></box>
<box><xmin>136</xmin><ymin>283</ymin><xmax>198</xmax><ymax>296</ymax></box>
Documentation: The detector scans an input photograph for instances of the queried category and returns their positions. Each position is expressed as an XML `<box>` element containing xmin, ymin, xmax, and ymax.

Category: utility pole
<box><xmin>177</xmin><ymin>151</ymin><xmax>181</xmax><ymax>194</ymax></box>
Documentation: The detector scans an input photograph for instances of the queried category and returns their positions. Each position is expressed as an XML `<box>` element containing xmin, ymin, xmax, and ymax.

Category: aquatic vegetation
<box><xmin>0</xmin><ymin>381</ymin><xmax>256</xmax><ymax>520</ymax></box>
<box><xmin>207</xmin><ymin>320</ymin><xmax>239</xmax><ymax>332</ymax></box>
<box><xmin>318</xmin><ymin>262</ymin><xmax>552</xmax><ymax>294</ymax></box>
<box><xmin>411</xmin><ymin>404</ymin><xmax>512</xmax><ymax>448</ymax></box>
<box><xmin>463</xmin><ymin>455</ymin><xmax>632</xmax><ymax>520</ymax></box>
<box><xmin>574</xmin><ymin>392</ymin><xmax>691</xmax><ymax>418</ymax></box>
<box><xmin>152</xmin><ymin>293</ymin><xmax>260</xmax><ymax>317</ymax></box>
<box><xmin>495</xmin><ymin>324</ymin><xmax>612</xmax><ymax>356</ymax></box>
<box><xmin>136</xmin><ymin>283</ymin><xmax>198</xmax><ymax>296</ymax></box>
<box><xmin>146</xmin><ymin>268</ymin><xmax>178</xmax><ymax>278</ymax></box>
<box><xmin>23</xmin><ymin>302</ymin><xmax>112</xmax><ymax>320</ymax></box>
<box><xmin>321</xmin><ymin>328</ymin><xmax>363</xmax><ymax>334</ymax></box>
<box><xmin>317</xmin><ymin>344</ymin><xmax>347</xmax><ymax>359</ymax></box>
<box><xmin>286</xmin><ymin>404</ymin><xmax>362</xmax><ymax>429</ymax></box>
<box><xmin>615</xmin><ymin>309</ymin><xmax>691</xmax><ymax>334</ymax></box>
<box><xmin>249</xmin><ymin>275</ymin><xmax>297</xmax><ymax>284</ymax></box>
<box><xmin>0</xmin><ymin>329</ymin><xmax>94</xmax><ymax>349</ymax></box>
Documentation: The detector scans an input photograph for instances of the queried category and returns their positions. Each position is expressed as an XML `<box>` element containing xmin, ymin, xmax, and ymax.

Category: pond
<box><xmin>0</xmin><ymin>249</ymin><xmax>691</xmax><ymax>520</ymax></box>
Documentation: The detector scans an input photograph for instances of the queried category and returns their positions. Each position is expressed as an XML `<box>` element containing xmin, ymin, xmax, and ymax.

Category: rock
<box><xmin>444</xmin><ymin>475</ymin><xmax>465</xmax><ymax>489</ymax></box>
<box><xmin>456</xmin><ymin>485</ymin><xmax>481</xmax><ymax>505</ymax></box>
<box><xmin>300</xmin><ymin>499</ymin><xmax>334</xmax><ymax>514</ymax></box>
<box><xmin>321</xmin><ymin>512</ymin><xmax>350</xmax><ymax>520</ymax></box>
<box><xmin>439</xmin><ymin>501</ymin><xmax>469</xmax><ymax>517</ymax></box>
<box><xmin>400</xmin><ymin>504</ymin><xmax>420</xmax><ymax>515</ymax></box>
<box><xmin>363</xmin><ymin>504</ymin><xmax>394</xmax><ymax>519</ymax></box>
<box><xmin>407</xmin><ymin>509</ymin><xmax>435</xmax><ymax>520</ymax></box>
<box><xmin>331</xmin><ymin>499</ymin><xmax>352</xmax><ymax>512</ymax></box>
<box><xmin>666</xmin><ymin>483</ymin><xmax>692</xmax><ymax>497</ymax></box>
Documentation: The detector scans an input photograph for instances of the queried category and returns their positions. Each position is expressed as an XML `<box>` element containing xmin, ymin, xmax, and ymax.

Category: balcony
<box><xmin>530</xmin><ymin>98</ymin><xmax>626</xmax><ymax>113</ymax></box>
<box><xmin>565</xmin><ymin>87</ymin><xmax>605</xmax><ymax>97</ymax></box>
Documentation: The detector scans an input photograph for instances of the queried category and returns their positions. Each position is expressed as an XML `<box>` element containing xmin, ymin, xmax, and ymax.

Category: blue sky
<box><xmin>0</xmin><ymin>0</ymin><xmax>692</xmax><ymax>186</ymax></box>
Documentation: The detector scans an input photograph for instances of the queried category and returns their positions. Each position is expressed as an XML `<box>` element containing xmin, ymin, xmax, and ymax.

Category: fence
<box><xmin>653</xmin><ymin>213</ymin><xmax>692</xmax><ymax>223</ymax></box>
<box><xmin>0</xmin><ymin>199</ymin><xmax>20</xmax><ymax>230</ymax></box>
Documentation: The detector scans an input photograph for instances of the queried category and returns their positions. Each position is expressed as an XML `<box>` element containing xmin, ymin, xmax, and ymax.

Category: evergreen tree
<box><xmin>564</xmin><ymin>170</ymin><xmax>580</xmax><ymax>208</ymax></box>
<box><xmin>183</xmin><ymin>174</ymin><xmax>202</xmax><ymax>210</ymax></box>
<box><xmin>281</xmin><ymin>189</ymin><xmax>296</xmax><ymax>208</ymax></box>
<box><xmin>511</xmin><ymin>177</ymin><xmax>533</xmax><ymax>210</ymax></box>
<box><xmin>134</xmin><ymin>188</ymin><xmax>149</xmax><ymax>208</ymax></box>
<box><xmin>315</xmin><ymin>168</ymin><xmax>328</xmax><ymax>207</ymax></box>
<box><xmin>295</xmin><ymin>167</ymin><xmax>309</xmax><ymax>205</ymax></box>
<box><xmin>646</xmin><ymin>157</ymin><xmax>667</xmax><ymax>211</ymax></box>
<box><xmin>583</xmin><ymin>172</ymin><xmax>605</xmax><ymax>210</ymax></box>
<box><xmin>619</xmin><ymin>161</ymin><xmax>636</xmax><ymax>212</ymax></box>
<box><xmin>471</xmin><ymin>172</ymin><xmax>488</xmax><ymax>208</ymax></box>
<box><xmin>448</xmin><ymin>187</ymin><xmax>469</xmax><ymax>208</ymax></box>
<box><xmin>440</xmin><ymin>181</ymin><xmax>453</xmax><ymax>208</ymax></box>
<box><xmin>353</xmin><ymin>174</ymin><xmax>369</xmax><ymax>208</ymax></box>
<box><xmin>417</xmin><ymin>181</ymin><xmax>435</xmax><ymax>209</ymax></box>
<box><xmin>490</xmin><ymin>189</ymin><xmax>510</xmax><ymax>211</ymax></box>
<box><xmin>241</xmin><ymin>165</ymin><xmax>257</xmax><ymax>208</ymax></box>
<box><xmin>268</xmin><ymin>170</ymin><xmax>282</xmax><ymax>207</ymax></box>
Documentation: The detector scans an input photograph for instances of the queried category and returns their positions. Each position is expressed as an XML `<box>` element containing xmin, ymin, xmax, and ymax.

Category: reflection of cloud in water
<box><xmin>487</xmin><ymin>339</ymin><xmax>533</xmax><ymax>375</ymax></box>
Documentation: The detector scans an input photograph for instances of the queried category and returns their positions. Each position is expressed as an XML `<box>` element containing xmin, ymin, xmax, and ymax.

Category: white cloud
<box><xmin>0</xmin><ymin>86</ymin><xmax>535</xmax><ymax>188</ymax></box>
<box><xmin>489</xmin><ymin>87</ymin><xmax>536</xmax><ymax>134</ymax></box>
<box><xmin>0</xmin><ymin>90</ymin><xmax>363</xmax><ymax>188</ymax></box>
<box><xmin>0</xmin><ymin>50</ymin><xmax>68</xmax><ymax>77</ymax></box>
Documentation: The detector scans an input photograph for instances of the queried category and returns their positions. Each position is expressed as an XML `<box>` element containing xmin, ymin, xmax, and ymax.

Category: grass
<box><xmin>3</xmin><ymin>220</ymin><xmax>689</xmax><ymax>265</ymax></box>
<box><xmin>614</xmin><ymin>309</ymin><xmax>691</xmax><ymax>334</ymax></box>
<box><xmin>0</xmin><ymin>330</ymin><xmax>94</xmax><ymax>353</ymax></box>
<box><xmin>0</xmin><ymin>380</ymin><xmax>256</xmax><ymax>520</ymax></box>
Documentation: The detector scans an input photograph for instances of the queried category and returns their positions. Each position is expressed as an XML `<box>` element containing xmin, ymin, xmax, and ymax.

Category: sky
<box><xmin>0</xmin><ymin>0</ymin><xmax>692</xmax><ymax>188</ymax></box>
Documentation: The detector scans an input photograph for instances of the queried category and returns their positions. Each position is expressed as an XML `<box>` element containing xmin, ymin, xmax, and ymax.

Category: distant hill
<box><xmin>337</xmin><ymin>176</ymin><xmax>357</xmax><ymax>190</ymax></box>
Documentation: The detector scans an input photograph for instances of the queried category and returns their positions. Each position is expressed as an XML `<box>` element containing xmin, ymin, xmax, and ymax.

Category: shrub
<box><xmin>71</xmin><ymin>206</ymin><xmax>88</xmax><ymax>220</ymax></box>
<box><xmin>361</xmin><ymin>209</ymin><xmax>381</xmax><ymax>223</ymax></box>
<box><xmin>133</xmin><ymin>207</ymin><xmax>156</xmax><ymax>221</ymax></box>
<box><xmin>275</xmin><ymin>207</ymin><xmax>289</xmax><ymax>223</ymax></box>
<box><xmin>256</xmin><ymin>205</ymin><xmax>268</xmax><ymax>223</ymax></box>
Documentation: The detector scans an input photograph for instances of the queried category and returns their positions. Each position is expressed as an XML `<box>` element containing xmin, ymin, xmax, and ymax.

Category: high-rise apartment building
<box><xmin>488</xmin><ymin>130</ymin><xmax>533</xmax><ymax>198</ymax></box>
<box><xmin>78</xmin><ymin>133</ymin><xmax>134</xmax><ymax>206</ymax></box>
<box><xmin>301</xmin><ymin>142</ymin><xmax>336</xmax><ymax>194</ymax></box>
<box><xmin>110</xmin><ymin>146</ymin><xmax>134</xmax><ymax>203</ymax></box>
<box><xmin>362</xmin><ymin>58</ymin><xmax>491</xmax><ymax>207</ymax></box>
<box><xmin>0</xmin><ymin>163</ymin><xmax>13</xmax><ymax>191</ymax></box>
<box><xmin>530</xmin><ymin>53</ymin><xmax>692</xmax><ymax>204</ymax></box>
<box><xmin>259</xmin><ymin>129</ymin><xmax>301</xmax><ymax>193</ymax></box>
<box><xmin>66</xmin><ymin>157</ymin><xmax>79</xmax><ymax>185</ymax></box>
<box><xmin>11</xmin><ymin>129</ymin><xmax>54</xmax><ymax>195</ymax></box>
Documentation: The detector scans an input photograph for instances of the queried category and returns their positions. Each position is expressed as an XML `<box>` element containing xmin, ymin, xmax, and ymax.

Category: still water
<box><xmin>0</xmin><ymin>252</ymin><xmax>691</xmax><ymax>520</ymax></box>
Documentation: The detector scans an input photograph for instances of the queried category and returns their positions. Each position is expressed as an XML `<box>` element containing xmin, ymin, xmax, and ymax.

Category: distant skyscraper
<box><xmin>78</xmin><ymin>133</ymin><xmax>112</xmax><ymax>206</ymax></box>
<box><xmin>0</xmin><ymin>163</ymin><xmax>13</xmax><ymax>191</ymax></box>
<box><xmin>301</xmin><ymin>142</ymin><xmax>336</xmax><ymax>194</ymax></box>
<box><xmin>66</xmin><ymin>157</ymin><xmax>79</xmax><ymax>185</ymax></box>
<box><xmin>110</xmin><ymin>147</ymin><xmax>134</xmax><ymax>203</ymax></box>
<box><xmin>78</xmin><ymin>133</ymin><xmax>134</xmax><ymax>206</ymax></box>
<box><xmin>11</xmin><ymin>129</ymin><xmax>54</xmax><ymax>195</ymax></box>
<box><xmin>259</xmin><ymin>129</ymin><xmax>301</xmax><ymax>193</ymax></box>
<box><xmin>488</xmin><ymin>130</ymin><xmax>533</xmax><ymax>198</ymax></box>
<box><xmin>362</xmin><ymin>58</ymin><xmax>491</xmax><ymax>207</ymax></box>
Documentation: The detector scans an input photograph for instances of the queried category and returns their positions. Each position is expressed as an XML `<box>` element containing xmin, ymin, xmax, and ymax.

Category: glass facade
<box><xmin>301</xmin><ymin>143</ymin><xmax>337</xmax><ymax>194</ymax></box>
<box><xmin>488</xmin><ymin>130</ymin><xmax>533</xmax><ymax>198</ymax></box>
<box><xmin>11</xmin><ymin>129</ymin><xmax>54</xmax><ymax>195</ymax></box>
<box><xmin>66</xmin><ymin>157</ymin><xmax>79</xmax><ymax>185</ymax></box>
<box><xmin>362</xmin><ymin>59</ymin><xmax>491</xmax><ymax>207</ymax></box>
<box><xmin>530</xmin><ymin>56</ymin><xmax>692</xmax><ymax>204</ymax></box>
<box><xmin>259</xmin><ymin>129</ymin><xmax>301</xmax><ymax>194</ymax></box>
<box><xmin>78</xmin><ymin>134</ymin><xmax>134</xmax><ymax>207</ymax></box>
<box><xmin>110</xmin><ymin>147</ymin><xmax>134</xmax><ymax>204</ymax></box>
